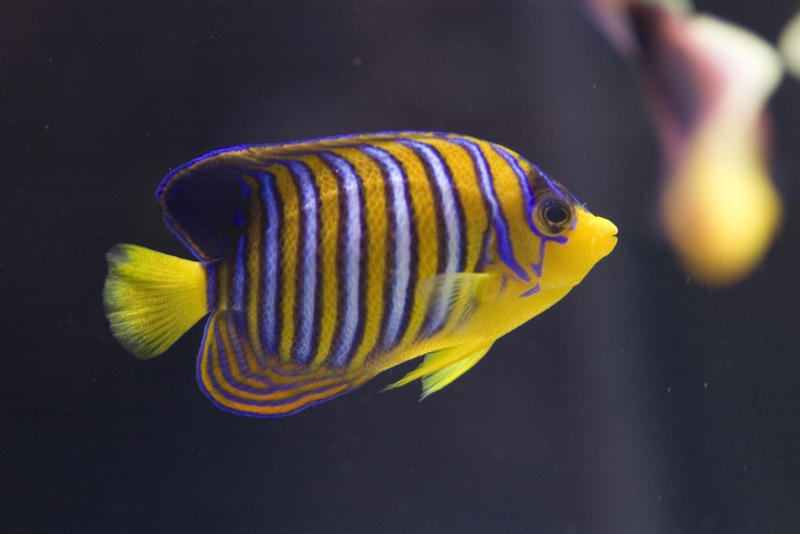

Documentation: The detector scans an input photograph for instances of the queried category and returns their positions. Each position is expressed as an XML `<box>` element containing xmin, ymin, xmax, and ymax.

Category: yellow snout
<box><xmin>539</xmin><ymin>208</ymin><xmax>618</xmax><ymax>289</ymax></box>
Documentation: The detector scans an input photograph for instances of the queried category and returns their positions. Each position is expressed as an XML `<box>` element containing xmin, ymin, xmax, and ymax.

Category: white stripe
<box><xmin>400</xmin><ymin>140</ymin><xmax>461</xmax><ymax>333</ymax></box>
<box><xmin>233</xmin><ymin>233</ymin><xmax>246</xmax><ymax>311</ymax></box>
<box><xmin>286</xmin><ymin>161</ymin><xmax>318</xmax><ymax>364</ymax></box>
<box><xmin>259</xmin><ymin>173</ymin><xmax>279</xmax><ymax>355</ymax></box>
<box><xmin>321</xmin><ymin>152</ymin><xmax>362</xmax><ymax>367</ymax></box>
<box><xmin>363</xmin><ymin>146</ymin><xmax>411</xmax><ymax>348</ymax></box>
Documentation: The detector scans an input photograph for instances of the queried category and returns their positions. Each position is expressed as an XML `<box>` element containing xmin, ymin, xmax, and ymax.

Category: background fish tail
<box><xmin>103</xmin><ymin>244</ymin><xmax>208</xmax><ymax>359</ymax></box>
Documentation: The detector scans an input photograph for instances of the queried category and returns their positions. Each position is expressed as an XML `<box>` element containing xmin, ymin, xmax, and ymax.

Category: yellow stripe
<box><xmin>424</xmin><ymin>137</ymin><xmax>488</xmax><ymax>276</ymax></box>
<box><xmin>377</xmin><ymin>141</ymin><xmax>439</xmax><ymax>348</ymax></box>
<box><xmin>477</xmin><ymin>139</ymin><xmax>529</xmax><ymax>268</ymax></box>
<box><xmin>199</xmin><ymin>317</ymin><xmax>361</xmax><ymax>416</ymax></box>
<box><xmin>302</xmin><ymin>154</ymin><xmax>340</xmax><ymax>368</ymax></box>
<box><xmin>241</xmin><ymin>174</ymin><xmax>265</xmax><ymax>362</ymax></box>
<box><xmin>336</xmin><ymin>146</ymin><xmax>387</xmax><ymax>370</ymax></box>
<box><xmin>216</xmin><ymin>315</ymin><xmax>348</xmax><ymax>401</ymax></box>
<box><xmin>271</xmin><ymin>163</ymin><xmax>299</xmax><ymax>362</ymax></box>
<box><xmin>216</xmin><ymin>257</ymin><xmax>230</xmax><ymax>310</ymax></box>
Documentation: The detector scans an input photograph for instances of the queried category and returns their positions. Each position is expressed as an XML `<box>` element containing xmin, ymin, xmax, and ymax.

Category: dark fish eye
<box><xmin>536</xmin><ymin>197</ymin><xmax>573</xmax><ymax>235</ymax></box>
<box><xmin>544</xmin><ymin>203</ymin><xmax>568</xmax><ymax>225</ymax></box>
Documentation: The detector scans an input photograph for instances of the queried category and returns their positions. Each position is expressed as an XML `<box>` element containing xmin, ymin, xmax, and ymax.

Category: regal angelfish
<box><xmin>103</xmin><ymin>131</ymin><xmax>618</xmax><ymax>417</ymax></box>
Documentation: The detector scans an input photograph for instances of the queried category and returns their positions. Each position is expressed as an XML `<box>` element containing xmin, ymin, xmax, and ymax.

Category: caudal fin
<box><xmin>103</xmin><ymin>244</ymin><xmax>208</xmax><ymax>359</ymax></box>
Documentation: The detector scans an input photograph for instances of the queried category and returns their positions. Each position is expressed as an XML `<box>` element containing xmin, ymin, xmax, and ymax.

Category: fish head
<box><xmin>521</xmin><ymin>173</ymin><xmax>618</xmax><ymax>290</ymax></box>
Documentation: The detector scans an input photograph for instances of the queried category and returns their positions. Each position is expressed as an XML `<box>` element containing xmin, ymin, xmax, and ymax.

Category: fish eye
<box><xmin>535</xmin><ymin>197</ymin><xmax>573</xmax><ymax>235</ymax></box>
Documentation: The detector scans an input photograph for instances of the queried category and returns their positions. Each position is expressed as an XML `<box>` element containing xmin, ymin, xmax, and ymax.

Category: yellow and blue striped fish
<box><xmin>103</xmin><ymin>131</ymin><xmax>617</xmax><ymax>417</ymax></box>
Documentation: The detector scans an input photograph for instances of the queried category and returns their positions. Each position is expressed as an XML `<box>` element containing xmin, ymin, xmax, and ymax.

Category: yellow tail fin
<box><xmin>103</xmin><ymin>244</ymin><xmax>208</xmax><ymax>359</ymax></box>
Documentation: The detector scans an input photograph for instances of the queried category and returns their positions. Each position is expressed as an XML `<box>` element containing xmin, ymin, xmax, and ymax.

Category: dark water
<box><xmin>4</xmin><ymin>1</ymin><xmax>799</xmax><ymax>532</ymax></box>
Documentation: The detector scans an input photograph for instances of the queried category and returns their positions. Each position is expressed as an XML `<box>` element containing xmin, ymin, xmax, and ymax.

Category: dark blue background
<box><xmin>3</xmin><ymin>1</ymin><xmax>799</xmax><ymax>532</ymax></box>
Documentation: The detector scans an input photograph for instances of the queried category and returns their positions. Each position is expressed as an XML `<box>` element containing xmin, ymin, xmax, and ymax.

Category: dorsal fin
<box><xmin>153</xmin><ymin>132</ymin><xmax>474</xmax><ymax>262</ymax></box>
<box><xmin>157</xmin><ymin>161</ymin><xmax>252</xmax><ymax>262</ymax></box>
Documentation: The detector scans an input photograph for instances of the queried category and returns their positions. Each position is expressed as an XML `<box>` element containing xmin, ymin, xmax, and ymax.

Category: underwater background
<box><xmin>3</xmin><ymin>1</ymin><xmax>799</xmax><ymax>532</ymax></box>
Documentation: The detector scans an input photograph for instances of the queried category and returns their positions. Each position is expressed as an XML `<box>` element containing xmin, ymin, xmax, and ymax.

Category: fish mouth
<box><xmin>593</xmin><ymin>216</ymin><xmax>618</xmax><ymax>257</ymax></box>
<box><xmin>596</xmin><ymin>216</ymin><xmax>618</xmax><ymax>237</ymax></box>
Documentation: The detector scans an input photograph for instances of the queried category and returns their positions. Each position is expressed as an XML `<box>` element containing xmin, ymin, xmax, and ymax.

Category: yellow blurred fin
<box><xmin>103</xmin><ymin>244</ymin><xmax>208</xmax><ymax>359</ymax></box>
<box><xmin>384</xmin><ymin>340</ymin><xmax>494</xmax><ymax>398</ymax></box>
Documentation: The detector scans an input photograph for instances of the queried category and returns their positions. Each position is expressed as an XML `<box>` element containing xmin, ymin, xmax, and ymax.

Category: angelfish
<box><xmin>103</xmin><ymin>132</ymin><xmax>617</xmax><ymax>417</ymax></box>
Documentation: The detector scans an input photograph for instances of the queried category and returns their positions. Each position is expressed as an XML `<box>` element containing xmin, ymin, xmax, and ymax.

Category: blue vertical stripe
<box><xmin>452</xmin><ymin>138</ymin><xmax>530</xmax><ymax>282</ymax></box>
<box><xmin>491</xmin><ymin>144</ymin><xmax>537</xmax><ymax>233</ymax></box>
<box><xmin>233</xmin><ymin>233</ymin><xmax>246</xmax><ymax>310</ymax></box>
<box><xmin>492</xmin><ymin>144</ymin><xmax>574</xmax><ymax>238</ymax></box>
<box><xmin>258</xmin><ymin>172</ymin><xmax>280</xmax><ymax>355</ymax></box>
<box><xmin>320</xmin><ymin>152</ymin><xmax>363</xmax><ymax>367</ymax></box>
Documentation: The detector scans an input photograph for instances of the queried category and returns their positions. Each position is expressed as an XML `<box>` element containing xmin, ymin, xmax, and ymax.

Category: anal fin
<box><xmin>198</xmin><ymin>310</ymin><xmax>367</xmax><ymax>417</ymax></box>
<box><xmin>385</xmin><ymin>339</ymin><xmax>495</xmax><ymax>399</ymax></box>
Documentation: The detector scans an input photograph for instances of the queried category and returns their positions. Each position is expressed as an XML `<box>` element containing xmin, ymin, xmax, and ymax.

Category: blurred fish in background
<box><xmin>780</xmin><ymin>9</ymin><xmax>800</xmax><ymax>79</ymax></box>
<box><xmin>586</xmin><ymin>0</ymin><xmax>787</xmax><ymax>285</ymax></box>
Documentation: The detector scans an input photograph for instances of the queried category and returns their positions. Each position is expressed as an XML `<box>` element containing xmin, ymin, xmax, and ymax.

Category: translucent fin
<box><xmin>103</xmin><ymin>244</ymin><xmax>208</xmax><ymax>359</ymax></box>
<box><xmin>419</xmin><ymin>272</ymin><xmax>495</xmax><ymax>328</ymax></box>
<box><xmin>384</xmin><ymin>339</ymin><xmax>494</xmax><ymax>394</ymax></box>
<box><xmin>197</xmin><ymin>310</ymin><xmax>368</xmax><ymax>417</ymax></box>
<box><xmin>420</xmin><ymin>342</ymin><xmax>494</xmax><ymax>399</ymax></box>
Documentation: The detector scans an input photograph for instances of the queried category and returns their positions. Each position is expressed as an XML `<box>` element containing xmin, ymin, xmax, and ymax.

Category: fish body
<box><xmin>104</xmin><ymin>131</ymin><xmax>617</xmax><ymax>417</ymax></box>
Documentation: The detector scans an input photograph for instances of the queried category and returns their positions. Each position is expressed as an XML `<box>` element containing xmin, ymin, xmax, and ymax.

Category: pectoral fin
<box><xmin>419</xmin><ymin>272</ymin><xmax>498</xmax><ymax>331</ymax></box>
<box><xmin>384</xmin><ymin>339</ymin><xmax>495</xmax><ymax>398</ymax></box>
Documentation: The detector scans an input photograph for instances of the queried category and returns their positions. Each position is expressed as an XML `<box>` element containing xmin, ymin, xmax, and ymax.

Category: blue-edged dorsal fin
<box><xmin>157</xmin><ymin>160</ymin><xmax>253</xmax><ymax>262</ymax></box>
<box><xmin>384</xmin><ymin>339</ymin><xmax>494</xmax><ymax>398</ymax></box>
<box><xmin>197</xmin><ymin>310</ymin><xmax>368</xmax><ymax>417</ymax></box>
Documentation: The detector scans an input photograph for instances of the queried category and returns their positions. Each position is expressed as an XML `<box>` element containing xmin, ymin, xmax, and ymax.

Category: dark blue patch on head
<box><xmin>160</xmin><ymin>165</ymin><xmax>250</xmax><ymax>262</ymax></box>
